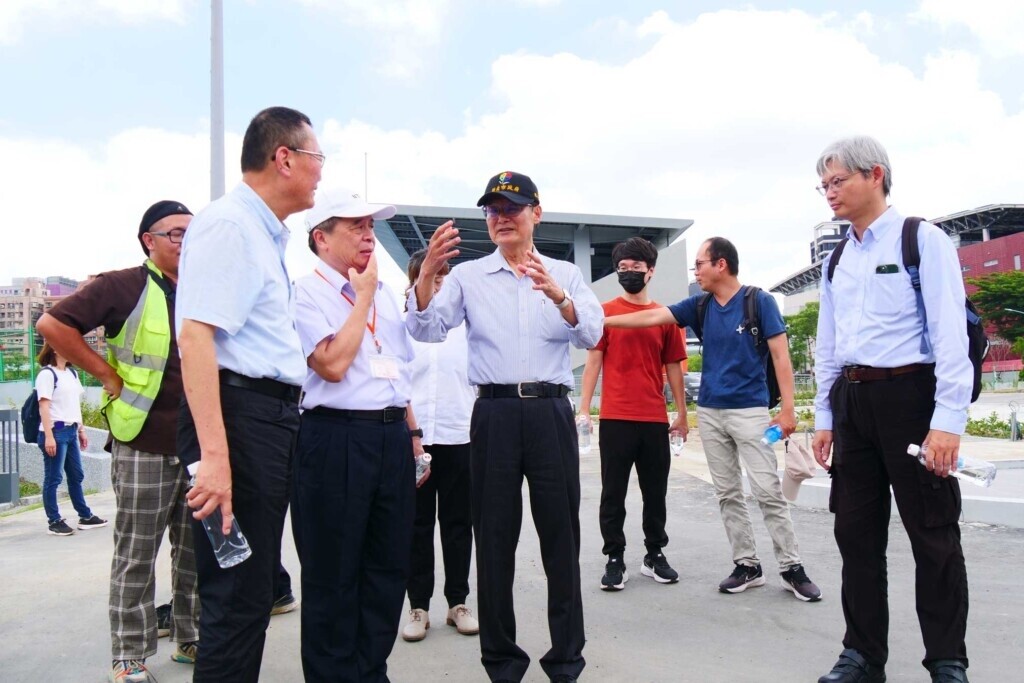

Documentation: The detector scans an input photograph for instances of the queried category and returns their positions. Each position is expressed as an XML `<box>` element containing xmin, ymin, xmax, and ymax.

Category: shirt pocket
<box><xmin>865</xmin><ymin>271</ymin><xmax>917</xmax><ymax>320</ymax></box>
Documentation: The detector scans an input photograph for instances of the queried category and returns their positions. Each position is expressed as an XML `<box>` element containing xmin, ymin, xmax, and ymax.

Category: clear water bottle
<box><xmin>906</xmin><ymin>444</ymin><xmax>997</xmax><ymax>488</ymax></box>
<box><xmin>186</xmin><ymin>462</ymin><xmax>253</xmax><ymax>568</ymax></box>
<box><xmin>761</xmin><ymin>424</ymin><xmax>784</xmax><ymax>445</ymax></box>
<box><xmin>415</xmin><ymin>453</ymin><xmax>432</xmax><ymax>481</ymax></box>
<box><xmin>669</xmin><ymin>431</ymin><xmax>685</xmax><ymax>456</ymax></box>
<box><xmin>577</xmin><ymin>415</ymin><xmax>592</xmax><ymax>455</ymax></box>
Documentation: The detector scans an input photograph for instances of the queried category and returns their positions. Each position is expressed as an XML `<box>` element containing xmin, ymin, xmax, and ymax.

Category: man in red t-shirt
<box><xmin>578</xmin><ymin>237</ymin><xmax>688</xmax><ymax>591</ymax></box>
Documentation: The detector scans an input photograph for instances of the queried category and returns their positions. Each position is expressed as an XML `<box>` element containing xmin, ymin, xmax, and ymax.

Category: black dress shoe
<box><xmin>927</xmin><ymin>660</ymin><xmax>969</xmax><ymax>682</ymax></box>
<box><xmin>818</xmin><ymin>649</ymin><xmax>886</xmax><ymax>683</ymax></box>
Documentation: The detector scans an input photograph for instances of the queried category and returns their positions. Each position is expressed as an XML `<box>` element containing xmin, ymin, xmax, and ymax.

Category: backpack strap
<box><xmin>826</xmin><ymin>238</ymin><xmax>849</xmax><ymax>283</ymax></box>
<box><xmin>694</xmin><ymin>293</ymin><xmax>713</xmax><ymax>343</ymax></box>
<box><xmin>901</xmin><ymin>217</ymin><xmax>930</xmax><ymax>355</ymax></box>
<box><xmin>743</xmin><ymin>285</ymin><xmax>764</xmax><ymax>347</ymax></box>
<box><xmin>45</xmin><ymin>366</ymin><xmax>58</xmax><ymax>388</ymax></box>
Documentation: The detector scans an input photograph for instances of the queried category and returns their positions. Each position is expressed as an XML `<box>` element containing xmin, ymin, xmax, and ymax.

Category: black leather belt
<box><xmin>307</xmin><ymin>406</ymin><xmax>408</xmax><ymax>423</ymax></box>
<box><xmin>219</xmin><ymin>369</ymin><xmax>301</xmax><ymax>403</ymax></box>
<box><xmin>478</xmin><ymin>382</ymin><xmax>570</xmax><ymax>399</ymax></box>
<box><xmin>841</xmin><ymin>363</ymin><xmax>933</xmax><ymax>383</ymax></box>
<box><xmin>53</xmin><ymin>421</ymin><xmax>79</xmax><ymax>431</ymax></box>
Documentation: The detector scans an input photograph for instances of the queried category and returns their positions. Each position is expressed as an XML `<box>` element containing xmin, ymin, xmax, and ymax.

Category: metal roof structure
<box><xmin>769</xmin><ymin>204</ymin><xmax>1024</xmax><ymax>295</ymax></box>
<box><xmin>376</xmin><ymin>206</ymin><xmax>692</xmax><ymax>283</ymax></box>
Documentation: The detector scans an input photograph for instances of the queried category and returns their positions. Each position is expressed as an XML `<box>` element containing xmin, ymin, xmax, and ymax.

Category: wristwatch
<box><xmin>409</xmin><ymin>428</ymin><xmax>424</xmax><ymax>438</ymax></box>
<box><xmin>555</xmin><ymin>289</ymin><xmax>573</xmax><ymax>310</ymax></box>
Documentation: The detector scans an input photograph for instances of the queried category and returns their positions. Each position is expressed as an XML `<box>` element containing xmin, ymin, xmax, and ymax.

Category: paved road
<box><xmin>2</xmin><ymin>453</ymin><xmax>1023</xmax><ymax>682</ymax></box>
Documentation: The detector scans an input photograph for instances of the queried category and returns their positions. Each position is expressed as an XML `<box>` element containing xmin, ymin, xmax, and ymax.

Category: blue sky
<box><xmin>2</xmin><ymin>0</ymin><xmax>1022</xmax><ymax>292</ymax></box>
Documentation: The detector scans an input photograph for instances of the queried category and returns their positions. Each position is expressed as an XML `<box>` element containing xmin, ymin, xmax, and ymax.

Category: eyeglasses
<box><xmin>282</xmin><ymin>147</ymin><xmax>326</xmax><ymax>167</ymax></box>
<box><xmin>482</xmin><ymin>203</ymin><xmax>533</xmax><ymax>219</ymax></box>
<box><xmin>150</xmin><ymin>228</ymin><xmax>186</xmax><ymax>244</ymax></box>
<box><xmin>815</xmin><ymin>171</ymin><xmax>862</xmax><ymax>196</ymax></box>
<box><xmin>615</xmin><ymin>264</ymin><xmax>649</xmax><ymax>274</ymax></box>
<box><xmin>690</xmin><ymin>259</ymin><xmax>717</xmax><ymax>271</ymax></box>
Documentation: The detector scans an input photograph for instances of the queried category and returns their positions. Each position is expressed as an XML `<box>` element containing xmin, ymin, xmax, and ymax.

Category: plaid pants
<box><xmin>109</xmin><ymin>441</ymin><xmax>199</xmax><ymax>660</ymax></box>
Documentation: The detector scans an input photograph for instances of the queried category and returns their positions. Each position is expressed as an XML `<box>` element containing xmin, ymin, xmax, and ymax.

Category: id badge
<box><xmin>369</xmin><ymin>355</ymin><xmax>401</xmax><ymax>380</ymax></box>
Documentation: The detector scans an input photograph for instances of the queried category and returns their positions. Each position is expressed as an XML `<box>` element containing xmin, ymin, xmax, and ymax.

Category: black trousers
<box><xmin>292</xmin><ymin>411</ymin><xmax>416</xmax><ymax>683</ymax></box>
<box><xmin>471</xmin><ymin>396</ymin><xmax>585</xmax><ymax>683</ymax></box>
<box><xmin>274</xmin><ymin>563</ymin><xmax>292</xmax><ymax>601</ymax></box>
<box><xmin>598</xmin><ymin>419</ymin><xmax>671</xmax><ymax>557</ymax></box>
<box><xmin>177</xmin><ymin>384</ymin><xmax>299</xmax><ymax>683</ymax></box>
<box><xmin>407</xmin><ymin>442</ymin><xmax>473</xmax><ymax>611</ymax></box>
<box><xmin>830</xmin><ymin>372</ymin><xmax>968</xmax><ymax>669</ymax></box>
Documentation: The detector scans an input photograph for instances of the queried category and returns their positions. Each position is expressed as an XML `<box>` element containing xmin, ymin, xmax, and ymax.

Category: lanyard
<box><xmin>315</xmin><ymin>269</ymin><xmax>381</xmax><ymax>354</ymax></box>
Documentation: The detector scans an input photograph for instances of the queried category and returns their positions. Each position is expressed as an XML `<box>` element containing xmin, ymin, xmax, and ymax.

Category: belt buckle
<box><xmin>845</xmin><ymin>367</ymin><xmax>862</xmax><ymax>384</ymax></box>
<box><xmin>517</xmin><ymin>382</ymin><xmax>539</xmax><ymax>399</ymax></box>
<box><xmin>382</xmin><ymin>407</ymin><xmax>401</xmax><ymax>423</ymax></box>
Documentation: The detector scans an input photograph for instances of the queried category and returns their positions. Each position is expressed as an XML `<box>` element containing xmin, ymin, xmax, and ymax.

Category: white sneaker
<box><xmin>401</xmin><ymin>608</ymin><xmax>430</xmax><ymax>642</ymax></box>
<box><xmin>446</xmin><ymin>604</ymin><xmax>479</xmax><ymax>635</ymax></box>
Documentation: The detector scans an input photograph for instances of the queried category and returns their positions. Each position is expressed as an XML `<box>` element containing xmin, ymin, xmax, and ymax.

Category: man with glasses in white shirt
<box><xmin>812</xmin><ymin>136</ymin><xmax>973</xmax><ymax>683</ymax></box>
<box><xmin>408</xmin><ymin>171</ymin><xmax>603</xmax><ymax>683</ymax></box>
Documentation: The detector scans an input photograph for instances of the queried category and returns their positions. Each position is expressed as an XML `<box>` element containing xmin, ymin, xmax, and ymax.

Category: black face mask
<box><xmin>617</xmin><ymin>271</ymin><xmax>647</xmax><ymax>294</ymax></box>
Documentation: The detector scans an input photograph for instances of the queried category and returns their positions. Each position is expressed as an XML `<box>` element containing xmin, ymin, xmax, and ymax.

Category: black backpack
<box><xmin>693</xmin><ymin>285</ymin><xmax>782</xmax><ymax>409</ymax></box>
<box><xmin>20</xmin><ymin>367</ymin><xmax>78</xmax><ymax>442</ymax></box>
<box><xmin>826</xmin><ymin>216</ymin><xmax>989</xmax><ymax>402</ymax></box>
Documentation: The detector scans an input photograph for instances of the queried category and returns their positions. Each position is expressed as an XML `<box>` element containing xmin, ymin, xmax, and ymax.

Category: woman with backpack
<box><xmin>35</xmin><ymin>341</ymin><xmax>107</xmax><ymax>536</ymax></box>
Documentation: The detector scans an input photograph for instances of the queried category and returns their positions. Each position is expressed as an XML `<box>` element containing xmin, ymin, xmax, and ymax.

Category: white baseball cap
<box><xmin>305</xmin><ymin>188</ymin><xmax>397</xmax><ymax>232</ymax></box>
<box><xmin>782</xmin><ymin>442</ymin><xmax>817</xmax><ymax>502</ymax></box>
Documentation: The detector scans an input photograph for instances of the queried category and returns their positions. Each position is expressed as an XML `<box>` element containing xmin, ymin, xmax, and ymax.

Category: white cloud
<box><xmin>915</xmin><ymin>0</ymin><xmax>1024</xmax><ymax>58</ymax></box>
<box><xmin>4</xmin><ymin>7</ymin><xmax>1022</xmax><ymax>298</ymax></box>
<box><xmin>0</xmin><ymin>0</ymin><xmax>189</xmax><ymax>44</ymax></box>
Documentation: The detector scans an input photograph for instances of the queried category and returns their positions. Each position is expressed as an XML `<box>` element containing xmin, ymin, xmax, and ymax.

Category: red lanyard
<box><xmin>315</xmin><ymin>269</ymin><xmax>381</xmax><ymax>353</ymax></box>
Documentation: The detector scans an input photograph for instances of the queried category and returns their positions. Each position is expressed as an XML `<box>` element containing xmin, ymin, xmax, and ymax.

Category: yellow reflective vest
<box><xmin>103</xmin><ymin>260</ymin><xmax>172</xmax><ymax>442</ymax></box>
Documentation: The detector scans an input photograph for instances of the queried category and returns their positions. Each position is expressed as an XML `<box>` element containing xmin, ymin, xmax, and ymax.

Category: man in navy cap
<box><xmin>38</xmin><ymin>199</ymin><xmax>199</xmax><ymax>683</ymax></box>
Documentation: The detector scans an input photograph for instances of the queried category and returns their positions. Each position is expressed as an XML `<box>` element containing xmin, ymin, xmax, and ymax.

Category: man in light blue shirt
<box><xmin>407</xmin><ymin>171</ymin><xmax>602</xmax><ymax>683</ymax></box>
<box><xmin>812</xmin><ymin>136</ymin><xmax>973</xmax><ymax>683</ymax></box>
<box><xmin>291</xmin><ymin>188</ymin><xmax>423</xmax><ymax>682</ymax></box>
<box><xmin>176</xmin><ymin>106</ymin><xmax>322</xmax><ymax>682</ymax></box>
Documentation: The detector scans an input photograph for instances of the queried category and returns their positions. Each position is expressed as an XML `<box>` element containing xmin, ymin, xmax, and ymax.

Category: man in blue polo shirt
<box><xmin>176</xmin><ymin>106</ymin><xmax>322</xmax><ymax>682</ymax></box>
<box><xmin>605</xmin><ymin>236</ymin><xmax>821</xmax><ymax>603</ymax></box>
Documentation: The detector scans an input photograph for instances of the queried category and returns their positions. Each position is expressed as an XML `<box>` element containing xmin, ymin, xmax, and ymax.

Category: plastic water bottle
<box><xmin>906</xmin><ymin>444</ymin><xmax>997</xmax><ymax>488</ymax></box>
<box><xmin>186</xmin><ymin>462</ymin><xmax>253</xmax><ymax>568</ymax></box>
<box><xmin>761</xmin><ymin>424</ymin><xmax>784</xmax><ymax>445</ymax></box>
<box><xmin>415</xmin><ymin>453</ymin><xmax>432</xmax><ymax>481</ymax></box>
<box><xmin>669</xmin><ymin>431</ymin><xmax>685</xmax><ymax>456</ymax></box>
<box><xmin>577</xmin><ymin>416</ymin><xmax>592</xmax><ymax>455</ymax></box>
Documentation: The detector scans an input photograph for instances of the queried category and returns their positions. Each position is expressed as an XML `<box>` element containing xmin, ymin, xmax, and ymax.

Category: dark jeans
<box><xmin>471</xmin><ymin>396</ymin><xmax>585</xmax><ymax>683</ymax></box>
<box><xmin>597</xmin><ymin>419</ymin><xmax>671</xmax><ymax>557</ymax></box>
<box><xmin>177</xmin><ymin>384</ymin><xmax>299</xmax><ymax>683</ymax></box>
<box><xmin>39</xmin><ymin>424</ymin><xmax>92</xmax><ymax>523</ymax></box>
<box><xmin>830</xmin><ymin>371</ymin><xmax>969</xmax><ymax>669</ymax></box>
<box><xmin>292</xmin><ymin>410</ymin><xmax>415</xmax><ymax>683</ymax></box>
<box><xmin>407</xmin><ymin>442</ymin><xmax>474</xmax><ymax>611</ymax></box>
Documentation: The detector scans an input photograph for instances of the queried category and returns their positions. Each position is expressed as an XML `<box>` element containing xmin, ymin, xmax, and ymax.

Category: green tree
<box><xmin>966</xmin><ymin>271</ymin><xmax>1024</xmax><ymax>343</ymax></box>
<box><xmin>686</xmin><ymin>354</ymin><xmax>702</xmax><ymax>372</ymax></box>
<box><xmin>784</xmin><ymin>302</ymin><xmax>819</xmax><ymax>372</ymax></box>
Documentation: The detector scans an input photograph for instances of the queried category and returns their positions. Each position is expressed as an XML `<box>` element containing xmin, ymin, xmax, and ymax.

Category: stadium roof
<box><xmin>376</xmin><ymin>206</ymin><xmax>692</xmax><ymax>283</ymax></box>
<box><xmin>769</xmin><ymin>204</ymin><xmax>1024</xmax><ymax>295</ymax></box>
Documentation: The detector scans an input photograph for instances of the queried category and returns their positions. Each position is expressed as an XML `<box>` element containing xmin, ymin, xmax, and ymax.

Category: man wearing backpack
<box><xmin>37</xmin><ymin>200</ymin><xmax>199</xmax><ymax>683</ymax></box>
<box><xmin>605</xmin><ymin>237</ymin><xmax>821</xmax><ymax>602</ymax></box>
<box><xmin>812</xmin><ymin>136</ymin><xmax>973</xmax><ymax>683</ymax></box>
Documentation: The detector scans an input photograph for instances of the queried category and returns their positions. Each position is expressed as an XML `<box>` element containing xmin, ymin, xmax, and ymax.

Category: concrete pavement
<box><xmin>2</xmin><ymin>448</ymin><xmax>1023</xmax><ymax>682</ymax></box>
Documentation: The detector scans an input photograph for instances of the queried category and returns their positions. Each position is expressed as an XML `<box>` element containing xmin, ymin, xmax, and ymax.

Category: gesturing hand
<box><xmin>517</xmin><ymin>251</ymin><xmax>563</xmax><ymax>302</ymax></box>
<box><xmin>422</xmin><ymin>221</ymin><xmax>460</xmax><ymax>279</ymax></box>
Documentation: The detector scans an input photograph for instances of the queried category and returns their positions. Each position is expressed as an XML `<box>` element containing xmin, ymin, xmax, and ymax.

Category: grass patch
<box><xmin>19</xmin><ymin>478</ymin><xmax>40</xmax><ymax>497</ymax></box>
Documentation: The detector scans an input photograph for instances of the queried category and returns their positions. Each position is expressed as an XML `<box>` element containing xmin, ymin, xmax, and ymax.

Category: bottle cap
<box><xmin>907</xmin><ymin>444</ymin><xmax>921</xmax><ymax>456</ymax></box>
<box><xmin>421</xmin><ymin>453</ymin><xmax>432</xmax><ymax>463</ymax></box>
<box><xmin>186</xmin><ymin>462</ymin><xmax>199</xmax><ymax>476</ymax></box>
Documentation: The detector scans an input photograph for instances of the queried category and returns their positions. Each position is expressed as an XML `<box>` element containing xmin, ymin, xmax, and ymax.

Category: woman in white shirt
<box><xmin>35</xmin><ymin>341</ymin><xmax>107</xmax><ymax>536</ymax></box>
<box><xmin>401</xmin><ymin>250</ymin><xmax>480</xmax><ymax>643</ymax></box>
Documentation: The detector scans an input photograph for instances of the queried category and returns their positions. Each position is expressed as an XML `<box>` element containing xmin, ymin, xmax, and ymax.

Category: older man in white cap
<box><xmin>291</xmin><ymin>188</ymin><xmax>426</xmax><ymax>683</ymax></box>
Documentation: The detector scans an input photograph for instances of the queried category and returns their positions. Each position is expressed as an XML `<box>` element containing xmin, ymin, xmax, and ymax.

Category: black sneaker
<box><xmin>270</xmin><ymin>592</ymin><xmax>300</xmax><ymax>615</ymax></box>
<box><xmin>640</xmin><ymin>551</ymin><xmax>679</xmax><ymax>584</ymax></box>
<box><xmin>780</xmin><ymin>564</ymin><xmax>822</xmax><ymax>602</ymax></box>
<box><xmin>927</xmin><ymin>659</ymin><xmax>969</xmax><ymax>683</ymax></box>
<box><xmin>48</xmin><ymin>519</ymin><xmax>75</xmax><ymax>536</ymax></box>
<box><xmin>818</xmin><ymin>648</ymin><xmax>886</xmax><ymax>683</ymax></box>
<box><xmin>156</xmin><ymin>603</ymin><xmax>172</xmax><ymax>638</ymax></box>
<box><xmin>600</xmin><ymin>555</ymin><xmax>628</xmax><ymax>591</ymax></box>
<box><xmin>718</xmin><ymin>563</ymin><xmax>765</xmax><ymax>593</ymax></box>
<box><xmin>78</xmin><ymin>514</ymin><xmax>109</xmax><ymax>529</ymax></box>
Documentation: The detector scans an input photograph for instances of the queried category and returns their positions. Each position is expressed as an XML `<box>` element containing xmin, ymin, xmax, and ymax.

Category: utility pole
<box><xmin>210</xmin><ymin>0</ymin><xmax>225</xmax><ymax>200</ymax></box>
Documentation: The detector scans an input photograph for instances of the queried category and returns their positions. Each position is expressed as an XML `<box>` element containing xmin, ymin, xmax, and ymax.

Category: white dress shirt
<box><xmin>295</xmin><ymin>259</ymin><xmax>413</xmax><ymax>410</ymax></box>
<box><xmin>408</xmin><ymin>324</ymin><xmax>475</xmax><ymax>446</ymax></box>
<box><xmin>405</xmin><ymin>248</ymin><xmax>604</xmax><ymax>387</ymax></box>
<box><xmin>814</xmin><ymin>207</ymin><xmax>973</xmax><ymax>434</ymax></box>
